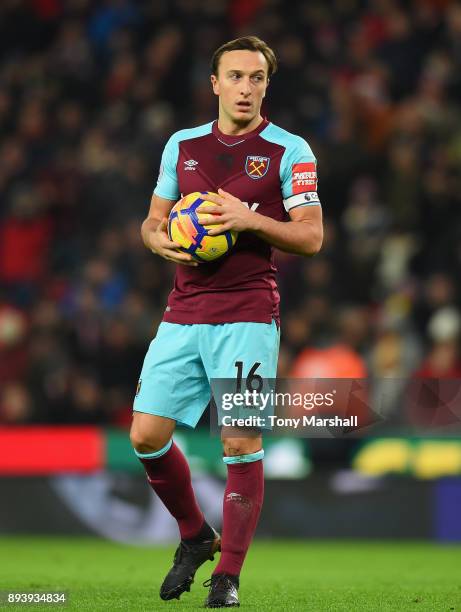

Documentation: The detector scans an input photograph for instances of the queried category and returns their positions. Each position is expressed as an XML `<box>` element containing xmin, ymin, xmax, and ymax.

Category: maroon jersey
<box><xmin>154</xmin><ymin>119</ymin><xmax>321</xmax><ymax>324</ymax></box>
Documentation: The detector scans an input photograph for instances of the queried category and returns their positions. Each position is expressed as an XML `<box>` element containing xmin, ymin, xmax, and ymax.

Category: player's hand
<box><xmin>196</xmin><ymin>189</ymin><xmax>258</xmax><ymax>235</ymax></box>
<box><xmin>147</xmin><ymin>218</ymin><xmax>199</xmax><ymax>266</ymax></box>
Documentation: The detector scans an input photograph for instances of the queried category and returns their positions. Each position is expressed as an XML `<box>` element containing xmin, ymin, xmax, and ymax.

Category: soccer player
<box><xmin>130</xmin><ymin>36</ymin><xmax>323</xmax><ymax>608</ymax></box>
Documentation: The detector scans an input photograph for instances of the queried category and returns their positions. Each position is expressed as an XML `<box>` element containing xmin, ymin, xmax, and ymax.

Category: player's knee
<box><xmin>130</xmin><ymin>412</ymin><xmax>176</xmax><ymax>454</ymax></box>
<box><xmin>222</xmin><ymin>437</ymin><xmax>262</xmax><ymax>457</ymax></box>
<box><xmin>129</xmin><ymin>426</ymin><xmax>170</xmax><ymax>454</ymax></box>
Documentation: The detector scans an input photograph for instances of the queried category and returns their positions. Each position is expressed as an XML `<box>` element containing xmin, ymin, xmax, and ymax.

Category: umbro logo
<box><xmin>226</xmin><ymin>493</ymin><xmax>242</xmax><ymax>501</ymax></box>
<box><xmin>226</xmin><ymin>492</ymin><xmax>251</xmax><ymax>508</ymax></box>
<box><xmin>184</xmin><ymin>159</ymin><xmax>198</xmax><ymax>170</ymax></box>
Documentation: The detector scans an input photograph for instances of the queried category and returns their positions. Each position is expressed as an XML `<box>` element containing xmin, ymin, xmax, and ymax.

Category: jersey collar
<box><xmin>212</xmin><ymin>118</ymin><xmax>269</xmax><ymax>146</ymax></box>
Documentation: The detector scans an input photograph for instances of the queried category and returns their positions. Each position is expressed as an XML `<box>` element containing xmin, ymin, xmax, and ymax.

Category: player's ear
<box><xmin>211</xmin><ymin>74</ymin><xmax>219</xmax><ymax>96</ymax></box>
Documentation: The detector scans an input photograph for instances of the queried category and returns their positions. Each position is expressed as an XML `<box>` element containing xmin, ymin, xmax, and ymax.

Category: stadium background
<box><xmin>0</xmin><ymin>0</ymin><xmax>461</xmax><ymax>608</ymax></box>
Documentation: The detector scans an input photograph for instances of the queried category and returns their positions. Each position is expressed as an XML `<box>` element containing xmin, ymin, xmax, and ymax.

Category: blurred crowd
<box><xmin>1</xmin><ymin>0</ymin><xmax>460</xmax><ymax>425</ymax></box>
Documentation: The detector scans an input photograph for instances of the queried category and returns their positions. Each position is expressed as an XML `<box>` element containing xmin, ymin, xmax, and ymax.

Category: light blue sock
<box><xmin>223</xmin><ymin>449</ymin><xmax>264</xmax><ymax>464</ymax></box>
<box><xmin>134</xmin><ymin>439</ymin><xmax>173</xmax><ymax>459</ymax></box>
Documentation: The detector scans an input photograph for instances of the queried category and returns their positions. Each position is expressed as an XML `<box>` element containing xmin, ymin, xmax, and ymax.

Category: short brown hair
<box><xmin>211</xmin><ymin>36</ymin><xmax>277</xmax><ymax>79</ymax></box>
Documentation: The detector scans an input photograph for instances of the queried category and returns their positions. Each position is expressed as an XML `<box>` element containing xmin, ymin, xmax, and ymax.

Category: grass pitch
<box><xmin>0</xmin><ymin>538</ymin><xmax>460</xmax><ymax>611</ymax></box>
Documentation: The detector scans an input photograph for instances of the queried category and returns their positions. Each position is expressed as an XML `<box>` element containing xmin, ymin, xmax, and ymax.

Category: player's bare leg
<box><xmin>130</xmin><ymin>413</ymin><xmax>220</xmax><ymax>601</ymax></box>
<box><xmin>130</xmin><ymin>413</ymin><xmax>176</xmax><ymax>454</ymax></box>
<box><xmin>204</xmin><ymin>428</ymin><xmax>264</xmax><ymax>608</ymax></box>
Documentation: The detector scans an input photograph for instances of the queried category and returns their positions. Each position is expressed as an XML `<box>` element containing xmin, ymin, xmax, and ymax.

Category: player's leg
<box><xmin>130</xmin><ymin>412</ymin><xmax>205</xmax><ymax>539</ymax></box>
<box><xmin>204</xmin><ymin>431</ymin><xmax>263</xmax><ymax>607</ymax></box>
<box><xmin>219</xmin><ymin>430</ymin><xmax>264</xmax><ymax>578</ymax></box>
<box><xmin>131</xmin><ymin>322</ymin><xmax>220</xmax><ymax>601</ymax></box>
<box><xmin>201</xmin><ymin>320</ymin><xmax>279</xmax><ymax>607</ymax></box>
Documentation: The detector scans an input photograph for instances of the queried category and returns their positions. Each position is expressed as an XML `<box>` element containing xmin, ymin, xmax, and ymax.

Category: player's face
<box><xmin>211</xmin><ymin>50</ymin><xmax>269</xmax><ymax>128</ymax></box>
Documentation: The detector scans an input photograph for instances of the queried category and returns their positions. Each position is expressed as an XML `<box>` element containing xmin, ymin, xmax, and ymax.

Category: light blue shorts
<box><xmin>133</xmin><ymin>320</ymin><xmax>280</xmax><ymax>428</ymax></box>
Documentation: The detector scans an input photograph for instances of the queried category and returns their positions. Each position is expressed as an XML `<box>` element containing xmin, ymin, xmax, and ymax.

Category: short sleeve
<box><xmin>153</xmin><ymin>134</ymin><xmax>180</xmax><ymax>201</ymax></box>
<box><xmin>280</xmin><ymin>137</ymin><xmax>321</xmax><ymax>212</ymax></box>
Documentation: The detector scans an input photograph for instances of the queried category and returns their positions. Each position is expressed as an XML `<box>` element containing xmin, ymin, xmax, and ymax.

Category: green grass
<box><xmin>1</xmin><ymin>538</ymin><xmax>461</xmax><ymax>611</ymax></box>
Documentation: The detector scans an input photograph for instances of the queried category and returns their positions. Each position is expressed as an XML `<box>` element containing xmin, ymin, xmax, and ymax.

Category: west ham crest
<box><xmin>245</xmin><ymin>155</ymin><xmax>270</xmax><ymax>179</ymax></box>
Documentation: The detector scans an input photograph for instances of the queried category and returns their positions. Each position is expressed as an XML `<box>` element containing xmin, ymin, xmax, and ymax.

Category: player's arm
<box><xmin>141</xmin><ymin>195</ymin><xmax>198</xmax><ymax>266</ymax></box>
<box><xmin>249</xmin><ymin>201</ymin><xmax>322</xmax><ymax>256</ymax></box>
<box><xmin>198</xmin><ymin>188</ymin><xmax>323</xmax><ymax>256</ymax></box>
<box><xmin>143</xmin><ymin>132</ymin><xmax>198</xmax><ymax>266</ymax></box>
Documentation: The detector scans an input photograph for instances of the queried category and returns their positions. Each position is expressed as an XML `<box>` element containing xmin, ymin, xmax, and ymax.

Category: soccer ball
<box><xmin>168</xmin><ymin>192</ymin><xmax>237</xmax><ymax>262</ymax></box>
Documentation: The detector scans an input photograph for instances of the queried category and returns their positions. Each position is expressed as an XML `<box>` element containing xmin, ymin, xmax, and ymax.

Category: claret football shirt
<box><xmin>154</xmin><ymin>118</ymin><xmax>321</xmax><ymax>324</ymax></box>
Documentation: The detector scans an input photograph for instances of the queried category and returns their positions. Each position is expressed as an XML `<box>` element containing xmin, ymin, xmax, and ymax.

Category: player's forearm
<box><xmin>249</xmin><ymin>212</ymin><xmax>323</xmax><ymax>256</ymax></box>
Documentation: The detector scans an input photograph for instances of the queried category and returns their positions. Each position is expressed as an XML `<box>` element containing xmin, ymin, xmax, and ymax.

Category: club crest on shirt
<box><xmin>245</xmin><ymin>155</ymin><xmax>270</xmax><ymax>179</ymax></box>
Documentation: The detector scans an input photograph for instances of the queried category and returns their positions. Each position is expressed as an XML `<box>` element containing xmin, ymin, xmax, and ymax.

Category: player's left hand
<box><xmin>196</xmin><ymin>189</ymin><xmax>257</xmax><ymax>235</ymax></box>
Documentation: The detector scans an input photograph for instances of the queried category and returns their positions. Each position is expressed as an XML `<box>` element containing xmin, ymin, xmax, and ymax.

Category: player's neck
<box><xmin>217</xmin><ymin>114</ymin><xmax>264</xmax><ymax>136</ymax></box>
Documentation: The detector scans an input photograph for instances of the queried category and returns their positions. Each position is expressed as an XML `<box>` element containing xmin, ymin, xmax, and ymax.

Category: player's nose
<box><xmin>239</xmin><ymin>77</ymin><xmax>251</xmax><ymax>96</ymax></box>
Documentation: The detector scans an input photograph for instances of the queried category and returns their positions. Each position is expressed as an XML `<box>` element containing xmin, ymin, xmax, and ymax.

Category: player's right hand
<box><xmin>148</xmin><ymin>218</ymin><xmax>199</xmax><ymax>266</ymax></box>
